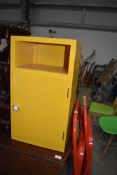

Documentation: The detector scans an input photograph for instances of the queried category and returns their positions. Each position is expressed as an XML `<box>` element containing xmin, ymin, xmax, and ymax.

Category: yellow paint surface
<box><xmin>11</xmin><ymin>36</ymin><xmax>81</xmax><ymax>152</ymax></box>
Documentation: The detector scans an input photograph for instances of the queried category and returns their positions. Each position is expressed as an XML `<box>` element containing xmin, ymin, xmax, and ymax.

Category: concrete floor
<box><xmin>61</xmin><ymin>84</ymin><xmax>117</xmax><ymax>175</ymax></box>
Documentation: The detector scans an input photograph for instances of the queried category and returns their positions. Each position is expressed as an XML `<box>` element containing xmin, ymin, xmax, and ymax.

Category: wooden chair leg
<box><xmin>102</xmin><ymin>134</ymin><xmax>114</xmax><ymax>158</ymax></box>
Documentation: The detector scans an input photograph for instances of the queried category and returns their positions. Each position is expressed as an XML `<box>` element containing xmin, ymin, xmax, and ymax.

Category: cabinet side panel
<box><xmin>66</xmin><ymin>41</ymin><xmax>81</xmax><ymax>142</ymax></box>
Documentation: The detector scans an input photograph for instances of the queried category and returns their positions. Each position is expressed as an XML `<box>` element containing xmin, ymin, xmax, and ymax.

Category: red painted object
<box><xmin>82</xmin><ymin>97</ymin><xmax>93</xmax><ymax>175</ymax></box>
<box><xmin>72</xmin><ymin>98</ymin><xmax>93</xmax><ymax>175</ymax></box>
<box><xmin>72</xmin><ymin>100</ymin><xmax>85</xmax><ymax>175</ymax></box>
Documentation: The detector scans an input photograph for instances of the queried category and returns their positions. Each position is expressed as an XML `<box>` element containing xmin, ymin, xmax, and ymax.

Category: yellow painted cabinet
<box><xmin>11</xmin><ymin>36</ymin><xmax>81</xmax><ymax>152</ymax></box>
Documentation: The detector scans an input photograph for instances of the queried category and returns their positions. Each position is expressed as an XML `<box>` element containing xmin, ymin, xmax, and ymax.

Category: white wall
<box><xmin>0</xmin><ymin>0</ymin><xmax>117</xmax><ymax>65</ymax></box>
<box><xmin>0</xmin><ymin>9</ymin><xmax>21</xmax><ymax>21</ymax></box>
<box><xmin>30</xmin><ymin>4</ymin><xmax>117</xmax><ymax>65</ymax></box>
<box><xmin>30</xmin><ymin>8</ymin><xmax>117</xmax><ymax>27</ymax></box>
<box><xmin>31</xmin><ymin>26</ymin><xmax>117</xmax><ymax>64</ymax></box>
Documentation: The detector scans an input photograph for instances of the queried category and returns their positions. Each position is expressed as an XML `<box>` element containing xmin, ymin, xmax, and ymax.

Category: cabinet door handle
<box><xmin>12</xmin><ymin>105</ymin><xmax>19</xmax><ymax>112</ymax></box>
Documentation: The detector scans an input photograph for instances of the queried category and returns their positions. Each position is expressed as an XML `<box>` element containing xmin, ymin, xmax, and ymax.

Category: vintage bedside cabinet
<box><xmin>10</xmin><ymin>36</ymin><xmax>81</xmax><ymax>152</ymax></box>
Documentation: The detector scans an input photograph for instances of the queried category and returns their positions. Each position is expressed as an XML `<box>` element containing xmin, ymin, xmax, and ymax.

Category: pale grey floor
<box><xmin>61</xmin><ymin>84</ymin><xmax>117</xmax><ymax>175</ymax></box>
<box><xmin>91</xmin><ymin>118</ymin><xmax>117</xmax><ymax>175</ymax></box>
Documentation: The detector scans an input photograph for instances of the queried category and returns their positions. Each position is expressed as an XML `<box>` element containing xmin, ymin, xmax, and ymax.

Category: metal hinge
<box><xmin>67</xmin><ymin>88</ymin><xmax>69</xmax><ymax>98</ymax></box>
<box><xmin>62</xmin><ymin>132</ymin><xmax>65</xmax><ymax>140</ymax></box>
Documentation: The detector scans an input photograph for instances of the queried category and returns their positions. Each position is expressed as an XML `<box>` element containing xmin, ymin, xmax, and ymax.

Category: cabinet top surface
<box><xmin>11</xmin><ymin>36</ymin><xmax>79</xmax><ymax>45</ymax></box>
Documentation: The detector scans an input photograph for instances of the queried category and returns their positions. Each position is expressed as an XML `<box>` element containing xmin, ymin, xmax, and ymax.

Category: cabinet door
<box><xmin>11</xmin><ymin>69</ymin><xmax>70</xmax><ymax>152</ymax></box>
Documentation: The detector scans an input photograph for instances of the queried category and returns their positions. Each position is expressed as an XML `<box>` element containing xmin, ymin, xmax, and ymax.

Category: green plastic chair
<box><xmin>89</xmin><ymin>97</ymin><xmax>117</xmax><ymax>116</ymax></box>
<box><xmin>98</xmin><ymin>116</ymin><xmax>117</xmax><ymax>157</ymax></box>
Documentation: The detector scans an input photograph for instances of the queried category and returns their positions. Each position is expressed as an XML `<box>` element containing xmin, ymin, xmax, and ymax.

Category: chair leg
<box><xmin>102</xmin><ymin>134</ymin><xmax>114</xmax><ymax>158</ymax></box>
